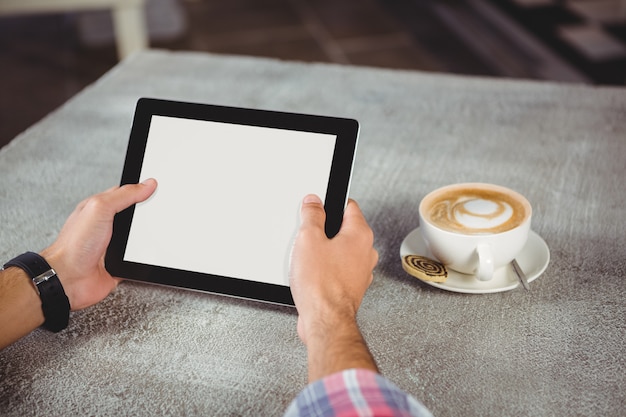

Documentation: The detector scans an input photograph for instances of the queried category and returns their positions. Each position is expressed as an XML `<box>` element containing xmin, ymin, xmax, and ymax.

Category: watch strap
<box><xmin>3</xmin><ymin>252</ymin><xmax>70</xmax><ymax>332</ymax></box>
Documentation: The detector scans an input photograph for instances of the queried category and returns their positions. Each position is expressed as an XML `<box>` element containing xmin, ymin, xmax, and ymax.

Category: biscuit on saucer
<box><xmin>402</xmin><ymin>255</ymin><xmax>448</xmax><ymax>283</ymax></box>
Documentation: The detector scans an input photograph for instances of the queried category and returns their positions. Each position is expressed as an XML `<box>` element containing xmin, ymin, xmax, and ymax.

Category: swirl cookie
<box><xmin>402</xmin><ymin>255</ymin><xmax>448</xmax><ymax>283</ymax></box>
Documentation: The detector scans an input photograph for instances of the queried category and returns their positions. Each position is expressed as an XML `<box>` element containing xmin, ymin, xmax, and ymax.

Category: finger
<box><xmin>299</xmin><ymin>194</ymin><xmax>326</xmax><ymax>231</ymax></box>
<box><xmin>341</xmin><ymin>199</ymin><xmax>370</xmax><ymax>231</ymax></box>
<box><xmin>79</xmin><ymin>185</ymin><xmax>119</xmax><ymax>209</ymax></box>
<box><xmin>101</xmin><ymin>178</ymin><xmax>158</xmax><ymax>215</ymax></box>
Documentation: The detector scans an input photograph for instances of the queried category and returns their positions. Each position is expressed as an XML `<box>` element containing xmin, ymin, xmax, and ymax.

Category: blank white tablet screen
<box><xmin>123</xmin><ymin>115</ymin><xmax>337</xmax><ymax>286</ymax></box>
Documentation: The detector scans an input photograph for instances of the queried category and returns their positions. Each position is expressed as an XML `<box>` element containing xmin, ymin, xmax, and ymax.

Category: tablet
<box><xmin>105</xmin><ymin>98</ymin><xmax>359</xmax><ymax>306</ymax></box>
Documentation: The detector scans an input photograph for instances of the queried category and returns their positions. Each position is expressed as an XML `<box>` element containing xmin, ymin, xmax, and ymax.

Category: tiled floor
<box><xmin>0</xmin><ymin>0</ymin><xmax>499</xmax><ymax>149</ymax></box>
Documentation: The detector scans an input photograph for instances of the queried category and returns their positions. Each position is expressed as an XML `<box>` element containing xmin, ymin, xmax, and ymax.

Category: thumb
<box><xmin>110</xmin><ymin>178</ymin><xmax>158</xmax><ymax>214</ymax></box>
<box><xmin>300</xmin><ymin>194</ymin><xmax>326</xmax><ymax>231</ymax></box>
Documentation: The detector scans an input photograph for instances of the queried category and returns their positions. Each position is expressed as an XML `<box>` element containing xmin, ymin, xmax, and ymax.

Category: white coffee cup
<box><xmin>418</xmin><ymin>183</ymin><xmax>532</xmax><ymax>281</ymax></box>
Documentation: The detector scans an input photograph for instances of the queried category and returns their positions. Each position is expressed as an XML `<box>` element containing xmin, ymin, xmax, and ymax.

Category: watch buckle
<box><xmin>33</xmin><ymin>269</ymin><xmax>57</xmax><ymax>286</ymax></box>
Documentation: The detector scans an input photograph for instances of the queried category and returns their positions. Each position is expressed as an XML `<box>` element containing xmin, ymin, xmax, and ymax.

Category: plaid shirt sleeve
<box><xmin>283</xmin><ymin>369</ymin><xmax>433</xmax><ymax>417</ymax></box>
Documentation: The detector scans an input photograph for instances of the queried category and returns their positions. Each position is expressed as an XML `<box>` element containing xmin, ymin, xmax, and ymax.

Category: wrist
<box><xmin>299</xmin><ymin>301</ymin><xmax>358</xmax><ymax>343</ymax></box>
<box><xmin>303</xmin><ymin>310</ymin><xmax>378</xmax><ymax>382</ymax></box>
<box><xmin>39</xmin><ymin>247</ymin><xmax>72</xmax><ymax>305</ymax></box>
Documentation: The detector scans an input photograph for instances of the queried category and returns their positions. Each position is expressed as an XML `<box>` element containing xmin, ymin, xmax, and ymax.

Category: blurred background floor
<box><xmin>1</xmin><ymin>0</ymin><xmax>624</xmax><ymax>149</ymax></box>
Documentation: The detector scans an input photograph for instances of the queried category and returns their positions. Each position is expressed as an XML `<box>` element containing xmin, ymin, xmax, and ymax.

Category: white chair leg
<box><xmin>112</xmin><ymin>2</ymin><xmax>148</xmax><ymax>60</ymax></box>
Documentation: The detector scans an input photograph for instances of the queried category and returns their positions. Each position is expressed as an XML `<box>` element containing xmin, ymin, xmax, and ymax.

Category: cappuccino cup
<box><xmin>418</xmin><ymin>183</ymin><xmax>532</xmax><ymax>281</ymax></box>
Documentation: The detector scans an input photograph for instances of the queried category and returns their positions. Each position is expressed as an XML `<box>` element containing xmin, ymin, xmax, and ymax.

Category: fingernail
<box><xmin>303</xmin><ymin>194</ymin><xmax>322</xmax><ymax>204</ymax></box>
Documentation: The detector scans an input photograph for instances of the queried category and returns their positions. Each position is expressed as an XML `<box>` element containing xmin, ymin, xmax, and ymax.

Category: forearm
<box><xmin>305</xmin><ymin>314</ymin><xmax>378</xmax><ymax>382</ymax></box>
<box><xmin>286</xmin><ymin>194</ymin><xmax>380</xmax><ymax>381</ymax></box>
<box><xmin>0</xmin><ymin>267</ymin><xmax>45</xmax><ymax>349</ymax></box>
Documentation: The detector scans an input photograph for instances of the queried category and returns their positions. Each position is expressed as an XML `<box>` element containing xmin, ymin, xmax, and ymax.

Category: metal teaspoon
<box><xmin>511</xmin><ymin>259</ymin><xmax>530</xmax><ymax>291</ymax></box>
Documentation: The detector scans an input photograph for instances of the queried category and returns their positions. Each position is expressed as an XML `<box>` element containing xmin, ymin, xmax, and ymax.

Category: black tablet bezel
<box><xmin>105</xmin><ymin>98</ymin><xmax>359</xmax><ymax>306</ymax></box>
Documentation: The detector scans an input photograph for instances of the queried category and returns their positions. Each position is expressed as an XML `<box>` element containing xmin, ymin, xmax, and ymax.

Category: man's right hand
<box><xmin>289</xmin><ymin>194</ymin><xmax>379</xmax><ymax>381</ymax></box>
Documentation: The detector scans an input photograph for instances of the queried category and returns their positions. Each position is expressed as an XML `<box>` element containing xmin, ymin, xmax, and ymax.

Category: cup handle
<box><xmin>476</xmin><ymin>244</ymin><xmax>494</xmax><ymax>281</ymax></box>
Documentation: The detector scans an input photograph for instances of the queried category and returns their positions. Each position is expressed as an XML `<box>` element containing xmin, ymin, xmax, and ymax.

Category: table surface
<box><xmin>1</xmin><ymin>50</ymin><xmax>624</xmax><ymax>417</ymax></box>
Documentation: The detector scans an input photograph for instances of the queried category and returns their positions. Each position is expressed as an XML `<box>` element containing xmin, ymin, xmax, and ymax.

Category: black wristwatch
<box><xmin>2</xmin><ymin>252</ymin><xmax>70</xmax><ymax>332</ymax></box>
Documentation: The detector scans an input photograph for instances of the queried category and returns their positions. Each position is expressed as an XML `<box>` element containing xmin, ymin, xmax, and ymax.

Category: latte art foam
<box><xmin>424</xmin><ymin>187</ymin><xmax>527</xmax><ymax>234</ymax></box>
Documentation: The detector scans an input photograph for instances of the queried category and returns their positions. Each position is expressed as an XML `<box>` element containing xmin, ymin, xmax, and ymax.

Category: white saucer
<box><xmin>399</xmin><ymin>228</ymin><xmax>550</xmax><ymax>294</ymax></box>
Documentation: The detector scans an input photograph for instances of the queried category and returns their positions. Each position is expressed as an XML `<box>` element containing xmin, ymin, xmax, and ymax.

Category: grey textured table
<box><xmin>1</xmin><ymin>50</ymin><xmax>624</xmax><ymax>416</ymax></box>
